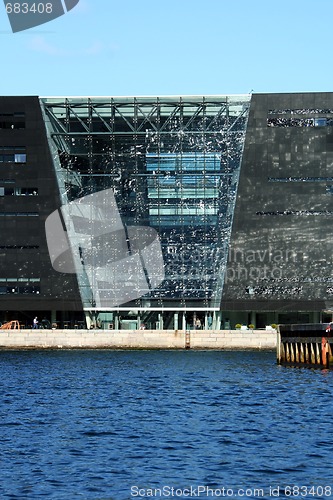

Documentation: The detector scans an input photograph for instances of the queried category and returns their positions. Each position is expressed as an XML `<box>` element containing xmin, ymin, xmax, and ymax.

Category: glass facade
<box><xmin>41</xmin><ymin>96</ymin><xmax>250</xmax><ymax>312</ymax></box>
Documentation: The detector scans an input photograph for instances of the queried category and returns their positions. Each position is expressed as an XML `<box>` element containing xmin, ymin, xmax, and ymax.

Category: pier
<box><xmin>0</xmin><ymin>328</ymin><xmax>277</xmax><ymax>350</ymax></box>
<box><xmin>277</xmin><ymin>323</ymin><xmax>333</xmax><ymax>368</ymax></box>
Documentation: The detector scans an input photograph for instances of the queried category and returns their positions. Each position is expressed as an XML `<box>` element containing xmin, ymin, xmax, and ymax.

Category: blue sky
<box><xmin>1</xmin><ymin>0</ymin><xmax>332</xmax><ymax>96</ymax></box>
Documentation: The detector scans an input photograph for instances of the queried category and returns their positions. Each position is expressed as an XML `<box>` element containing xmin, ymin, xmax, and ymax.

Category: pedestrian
<box><xmin>33</xmin><ymin>316</ymin><xmax>38</xmax><ymax>329</ymax></box>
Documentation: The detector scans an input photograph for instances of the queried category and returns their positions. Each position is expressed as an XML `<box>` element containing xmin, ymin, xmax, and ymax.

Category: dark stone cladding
<box><xmin>0</xmin><ymin>96</ymin><xmax>81</xmax><ymax>311</ymax></box>
<box><xmin>222</xmin><ymin>92</ymin><xmax>333</xmax><ymax>312</ymax></box>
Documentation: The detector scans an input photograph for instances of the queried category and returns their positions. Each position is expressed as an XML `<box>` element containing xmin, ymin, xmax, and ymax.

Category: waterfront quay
<box><xmin>0</xmin><ymin>329</ymin><xmax>276</xmax><ymax>350</ymax></box>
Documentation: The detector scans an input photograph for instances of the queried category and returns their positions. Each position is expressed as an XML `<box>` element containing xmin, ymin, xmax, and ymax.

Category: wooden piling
<box><xmin>277</xmin><ymin>323</ymin><xmax>333</xmax><ymax>369</ymax></box>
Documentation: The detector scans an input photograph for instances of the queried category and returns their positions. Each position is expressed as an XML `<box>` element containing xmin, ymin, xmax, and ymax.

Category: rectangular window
<box><xmin>0</xmin><ymin>154</ymin><xmax>14</xmax><ymax>162</ymax></box>
<box><xmin>0</xmin><ymin>112</ymin><xmax>25</xmax><ymax>130</ymax></box>
<box><xmin>315</xmin><ymin>118</ymin><xmax>327</xmax><ymax>127</ymax></box>
<box><xmin>0</xmin><ymin>186</ymin><xmax>38</xmax><ymax>196</ymax></box>
<box><xmin>0</xmin><ymin>212</ymin><xmax>39</xmax><ymax>217</ymax></box>
<box><xmin>267</xmin><ymin>118</ymin><xmax>314</xmax><ymax>127</ymax></box>
<box><xmin>0</xmin><ymin>147</ymin><xmax>26</xmax><ymax>163</ymax></box>
<box><xmin>0</xmin><ymin>277</ymin><xmax>40</xmax><ymax>295</ymax></box>
<box><xmin>15</xmin><ymin>188</ymin><xmax>38</xmax><ymax>196</ymax></box>
<box><xmin>0</xmin><ymin>245</ymin><xmax>39</xmax><ymax>249</ymax></box>
<box><xmin>14</xmin><ymin>154</ymin><xmax>26</xmax><ymax>163</ymax></box>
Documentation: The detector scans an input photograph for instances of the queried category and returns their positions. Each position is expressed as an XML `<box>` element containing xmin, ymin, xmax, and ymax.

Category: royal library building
<box><xmin>1</xmin><ymin>93</ymin><xmax>333</xmax><ymax>329</ymax></box>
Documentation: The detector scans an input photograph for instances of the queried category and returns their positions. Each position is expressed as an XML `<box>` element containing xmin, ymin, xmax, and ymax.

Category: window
<box><xmin>14</xmin><ymin>153</ymin><xmax>26</xmax><ymax>163</ymax></box>
<box><xmin>15</xmin><ymin>188</ymin><xmax>38</xmax><ymax>196</ymax></box>
<box><xmin>0</xmin><ymin>286</ymin><xmax>40</xmax><ymax>295</ymax></box>
<box><xmin>267</xmin><ymin>118</ymin><xmax>314</xmax><ymax>127</ymax></box>
<box><xmin>268</xmin><ymin>110</ymin><xmax>333</xmax><ymax>128</ymax></box>
<box><xmin>0</xmin><ymin>245</ymin><xmax>39</xmax><ymax>249</ymax></box>
<box><xmin>0</xmin><ymin>188</ymin><xmax>38</xmax><ymax>196</ymax></box>
<box><xmin>269</xmin><ymin>176</ymin><xmax>333</xmax><ymax>182</ymax></box>
<box><xmin>0</xmin><ymin>147</ymin><xmax>26</xmax><ymax>163</ymax></box>
<box><xmin>0</xmin><ymin>212</ymin><xmax>39</xmax><ymax>217</ymax></box>
<box><xmin>0</xmin><ymin>112</ymin><xmax>25</xmax><ymax>130</ymax></box>
<box><xmin>256</xmin><ymin>210</ymin><xmax>333</xmax><ymax>216</ymax></box>
<box><xmin>0</xmin><ymin>278</ymin><xmax>40</xmax><ymax>295</ymax></box>
<box><xmin>315</xmin><ymin>118</ymin><xmax>327</xmax><ymax>127</ymax></box>
<box><xmin>0</xmin><ymin>154</ymin><xmax>14</xmax><ymax>162</ymax></box>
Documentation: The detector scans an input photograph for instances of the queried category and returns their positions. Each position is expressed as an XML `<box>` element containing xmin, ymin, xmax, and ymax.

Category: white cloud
<box><xmin>85</xmin><ymin>41</ymin><xmax>104</xmax><ymax>55</ymax></box>
<box><xmin>28</xmin><ymin>35</ymin><xmax>64</xmax><ymax>55</ymax></box>
<box><xmin>85</xmin><ymin>41</ymin><xmax>119</xmax><ymax>56</ymax></box>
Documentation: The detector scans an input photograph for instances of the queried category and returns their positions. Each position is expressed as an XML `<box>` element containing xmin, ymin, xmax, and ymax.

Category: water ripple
<box><xmin>0</xmin><ymin>350</ymin><xmax>333</xmax><ymax>499</ymax></box>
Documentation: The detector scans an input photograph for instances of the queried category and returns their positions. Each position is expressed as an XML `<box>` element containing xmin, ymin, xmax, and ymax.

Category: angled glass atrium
<box><xmin>41</xmin><ymin>96</ymin><xmax>250</xmax><ymax>317</ymax></box>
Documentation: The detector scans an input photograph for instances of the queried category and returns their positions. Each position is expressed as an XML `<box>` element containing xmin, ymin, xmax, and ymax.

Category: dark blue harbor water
<box><xmin>1</xmin><ymin>350</ymin><xmax>333</xmax><ymax>500</ymax></box>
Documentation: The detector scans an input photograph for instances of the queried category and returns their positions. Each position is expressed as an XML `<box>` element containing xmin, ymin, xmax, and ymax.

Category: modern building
<box><xmin>1</xmin><ymin>93</ymin><xmax>333</xmax><ymax>329</ymax></box>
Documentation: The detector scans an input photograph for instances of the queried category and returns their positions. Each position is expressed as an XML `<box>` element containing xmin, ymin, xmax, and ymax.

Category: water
<box><xmin>0</xmin><ymin>350</ymin><xmax>333</xmax><ymax>500</ymax></box>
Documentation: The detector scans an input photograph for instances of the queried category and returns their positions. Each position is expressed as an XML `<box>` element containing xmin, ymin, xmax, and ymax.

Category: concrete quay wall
<box><xmin>0</xmin><ymin>329</ymin><xmax>277</xmax><ymax>350</ymax></box>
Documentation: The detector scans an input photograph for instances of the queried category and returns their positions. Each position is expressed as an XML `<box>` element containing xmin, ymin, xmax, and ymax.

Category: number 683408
<box><xmin>6</xmin><ymin>3</ymin><xmax>53</xmax><ymax>14</ymax></box>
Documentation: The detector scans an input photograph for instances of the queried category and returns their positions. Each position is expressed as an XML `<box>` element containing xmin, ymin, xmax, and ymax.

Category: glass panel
<box><xmin>315</xmin><ymin>118</ymin><xmax>327</xmax><ymax>127</ymax></box>
<box><xmin>41</xmin><ymin>96</ymin><xmax>250</xmax><ymax>310</ymax></box>
<box><xmin>14</xmin><ymin>154</ymin><xmax>26</xmax><ymax>163</ymax></box>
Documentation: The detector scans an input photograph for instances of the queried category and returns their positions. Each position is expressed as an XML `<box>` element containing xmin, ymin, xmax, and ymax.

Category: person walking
<box><xmin>33</xmin><ymin>316</ymin><xmax>38</xmax><ymax>329</ymax></box>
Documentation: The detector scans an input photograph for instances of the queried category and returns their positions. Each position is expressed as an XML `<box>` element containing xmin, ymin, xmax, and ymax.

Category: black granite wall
<box><xmin>0</xmin><ymin>96</ymin><xmax>81</xmax><ymax>318</ymax></box>
<box><xmin>223</xmin><ymin>92</ymin><xmax>333</xmax><ymax>312</ymax></box>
